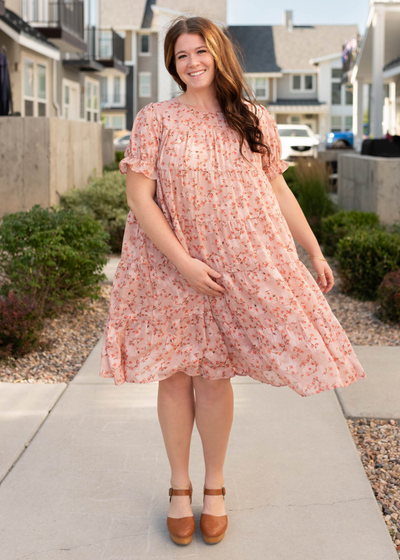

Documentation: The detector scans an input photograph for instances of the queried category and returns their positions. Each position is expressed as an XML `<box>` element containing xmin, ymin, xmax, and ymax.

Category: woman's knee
<box><xmin>159</xmin><ymin>370</ymin><xmax>193</xmax><ymax>394</ymax></box>
<box><xmin>193</xmin><ymin>376</ymin><xmax>231</xmax><ymax>402</ymax></box>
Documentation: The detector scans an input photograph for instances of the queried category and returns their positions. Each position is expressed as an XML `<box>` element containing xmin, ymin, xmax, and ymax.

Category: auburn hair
<box><xmin>164</xmin><ymin>16</ymin><xmax>271</xmax><ymax>163</ymax></box>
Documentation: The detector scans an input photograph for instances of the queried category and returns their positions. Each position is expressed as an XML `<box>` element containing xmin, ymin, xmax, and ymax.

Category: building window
<box><xmin>104</xmin><ymin>114</ymin><xmax>126</xmax><ymax>130</ymax></box>
<box><xmin>344</xmin><ymin>116</ymin><xmax>353</xmax><ymax>131</ymax></box>
<box><xmin>64</xmin><ymin>84</ymin><xmax>70</xmax><ymax>119</ymax></box>
<box><xmin>345</xmin><ymin>85</ymin><xmax>353</xmax><ymax>105</ymax></box>
<box><xmin>291</xmin><ymin>74</ymin><xmax>314</xmax><ymax>92</ymax></box>
<box><xmin>99</xmin><ymin>30</ymin><xmax>112</xmax><ymax>58</ymax></box>
<box><xmin>100</xmin><ymin>77</ymin><xmax>108</xmax><ymax>105</ymax></box>
<box><xmin>113</xmin><ymin>77</ymin><xmax>121</xmax><ymax>103</ymax></box>
<box><xmin>255</xmin><ymin>78</ymin><xmax>267</xmax><ymax>98</ymax></box>
<box><xmin>247</xmin><ymin>76</ymin><xmax>269</xmax><ymax>99</ymax></box>
<box><xmin>331</xmin><ymin>82</ymin><xmax>341</xmax><ymax>105</ymax></box>
<box><xmin>62</xmin><ymin>79</ymin><xmax>79</xmax><ymax>120</ymax></box>
<box><xmin>331</xmin><ymin>116</ymin><xmax>342</xmax><ymax>131</ymax></box>
<box><xmin>23</xmin><ymin>58</ymin><xmax>47</xmax><ymax>117</ymax></box>
<box><xmin>85</xmin><ymin>78</ymin><xmax>100</xmax><ymax>122</ymax></box>
<box><xmin>139</xmin><ymin>72</ymin><xmax>151</xmax><ymax>97</ymax></box>
<box><xmin>292</xmin><ymin>75</ymin><xmax>301</xmax><ymax>90</ymax></box>
<box><xmin>290</xmin><ymin>115</ymin><xmax>300</xmax><ymax>124</ymax></box>
<box><xmin>331</xmin><ymin>68</ymin><xmax>342</xmax><ymax>79</ymax></box>
<box><xmin>140</xmin><ymin>34</ymin><xmax>150</xmax><ymax>54</ymax></box>
<box><xmin>304</xmin><ymin>75</ymin><xmax>313</xmax><ymax>90</ymax></box>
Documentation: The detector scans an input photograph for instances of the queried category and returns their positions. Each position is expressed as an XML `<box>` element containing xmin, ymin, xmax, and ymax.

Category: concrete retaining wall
<box><xmin>0</xmin><ymin>117</ymin><xmax>103</xmax><ymax>217</ymax></box>
<box><xmin>338</xmin><ymin>153</ymin><xmax>400</xmax><ymax>224</ymax></box>
<box><xmin>102</xmin><ymin>128</ymin><xmax>114</xmax><ymax>167</ymax></box>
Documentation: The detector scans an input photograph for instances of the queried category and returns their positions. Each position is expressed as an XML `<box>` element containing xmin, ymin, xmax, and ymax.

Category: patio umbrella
<box><xmin>0</xmin><ymin>47</ymin><xmax>12</xmax><ymax>116</ymax></box>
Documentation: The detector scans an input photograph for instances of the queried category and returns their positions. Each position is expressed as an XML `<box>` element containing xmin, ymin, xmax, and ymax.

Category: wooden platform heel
<box><xmin>166</xmin><ymin>482</ymin><xmax>195</xmax><ymax>545</ymax></box>
<box><xmin>200</xmin><ymin>486</ymin><xmax>228</xmax><ymax>544</ymax></box>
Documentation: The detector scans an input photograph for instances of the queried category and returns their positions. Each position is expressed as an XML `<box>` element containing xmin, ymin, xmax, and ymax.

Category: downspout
<box><xmin>52</xmin><ymin>58</ymin><xmax>60</xmax><ymax>117</ymax></box>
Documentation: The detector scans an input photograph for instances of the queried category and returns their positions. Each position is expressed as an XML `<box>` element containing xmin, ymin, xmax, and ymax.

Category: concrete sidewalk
<box><xmin>0</xmin><ymin>339</ymin><xmax>398</xmax><ymax>559</ymax></box>
<box><xmin>0</xmin><ymin>256</ymin><xmax>398</xmax><ymax>559</ymax></box>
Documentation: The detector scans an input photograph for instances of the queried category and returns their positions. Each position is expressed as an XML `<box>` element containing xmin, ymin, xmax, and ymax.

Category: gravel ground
<box><xmin>347</xmin><ymin>418</ymin><xmax>400</xmax><ymax>555</ymax></box>
<box><xmin>0</xmin><ymin>284</ymin><xmax>112</xmax><ymax>384</ymax></box>
<box><xmin>295</xmin><ymin>243</ymin><xmax>400</xmax><ymax>346</ymax></box>
<box><xmin>1</xmin><ymin>249</ymin><xmax>399</xmax><ymax>553</ymax></box>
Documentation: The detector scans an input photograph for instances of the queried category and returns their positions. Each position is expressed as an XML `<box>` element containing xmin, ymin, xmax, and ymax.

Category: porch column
<box><xmin>389</xmin><ymin>81</ymin><xmax>396</xmax><ymax>135</ymax></box>
<box><xmin>353</xmin><ymin>79</ymin><xmax>364</xmax><ymax>151</ymax></box>
<box><xmin>371</xmin><ymin>9</ymin><xmax>385</xmax><ymax>138</ymax></box>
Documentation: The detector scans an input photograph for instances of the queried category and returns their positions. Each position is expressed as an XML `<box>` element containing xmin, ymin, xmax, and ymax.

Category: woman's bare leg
<box><xmin>192</xmin><ymin>376</ymin><xmax>234</xmax><ymax>516</ymax></box>
<box><xmin>157</xmin><ymin>371</ymin><xmax>195</xmax><ymax>518</ymax></box>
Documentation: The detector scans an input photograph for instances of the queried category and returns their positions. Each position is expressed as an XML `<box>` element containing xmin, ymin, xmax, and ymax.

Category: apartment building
<box><xmin>0</xmin><ymin>0</ymin><xmax>128</xmax><ymax>122</ymax></box>
<box><xmin>229</xmin><ymin>11</ymin><xmax>358</xmax><ymax>136</ymax></box>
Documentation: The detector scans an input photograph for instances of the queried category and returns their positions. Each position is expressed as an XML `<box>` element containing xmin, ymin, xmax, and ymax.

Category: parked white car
<box><xmin>113</xmin><ymin>133</ymin><xmax>131</xmax><ymax>151</ymax></box>
<box><xmin>277</xmin><ymin>124</ymin><xmax>319</xmax><ymax>160</ymax></box>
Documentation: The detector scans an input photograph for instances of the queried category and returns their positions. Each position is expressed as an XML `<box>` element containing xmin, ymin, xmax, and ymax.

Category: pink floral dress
<box><xmin>100</xmin><ymin>98</ymin><xmax>366</xmax><ymax>397</ymax></box>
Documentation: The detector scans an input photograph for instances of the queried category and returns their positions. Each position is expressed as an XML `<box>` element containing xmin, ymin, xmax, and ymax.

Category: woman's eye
<box><xmin>177</xmin><ymin>54</ymin><xmax>186</xmax><ymax>59</ymax></box>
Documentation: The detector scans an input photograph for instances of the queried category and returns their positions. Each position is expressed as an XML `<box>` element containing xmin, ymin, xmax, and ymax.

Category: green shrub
<box><xmin>336</xmin><ymin>229</ymin><xmax>400</xmax><ymax>300</ymax></box>
<box><xmin>103</xmin><ymin>160</ymin><xmax>120</xmax><ymax>173</ymax></box>
<box><xmin>377</xmin><ymin>270</ymin><xmax>400</xmax><ymax>323</ymax></box>
<box><xmin>283</xmin><ymin>165</ymin><xmax>298</xmax><ymax>197</ymax></box>
<box><xmin>0</xmin><ymin>205</ymin><xmax>109</xmax><ymax>313</ymax></box>
<box><xmin>0</xmin><ymin>292</ymin><xmax>43</xmax><ymax>358</ymax></box>
<box><xmin>115</xmin><ymin>151</ymin><xmax>125</xmax><ymax>163</ymax></box>
<box><xmin>292</xmin><ymin>158</ymin><xmax>338</xmax><ymax>241</ymax></box>
<box><xmin>60</xmin><ymin>171</ymin><xmax>129</xmax><ymax>253</ymax></box>
<box><xmin>321</xmin><ymin>210</ymin><xmax>381</xmax><ymax>256</ymax></box>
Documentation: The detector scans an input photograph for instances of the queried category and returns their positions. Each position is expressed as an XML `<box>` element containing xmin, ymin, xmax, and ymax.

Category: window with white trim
<box><xmin>331</xmin><ymin>68</ymin><xmax>342</xmax><ymax>105</ymax></box>
<box><xmin>139</xmin><ymin>72</ymin><xmax>151</xmax><ymax>97</ymax></box>
<box><xmin>113</xmin><ymin>77</ymin><xmax>121</xmax><ymax>103</ymax></box>
<box><xmin>344</xmin><ymin>116</ymin><xmax>353</xmax><ymax>131</ymax></box>
<box><xmin>85</xmin><ymin>78</ymin><xmax>100</xmax><ymax>122</ymax></box>
<box><xmin>331</xmin><ymin>116</ymin><xmax>342</xmax><ymax>131</ymax></box>
<box><xmin>104</xmin><ymin>114</ymin><xmax>126</xmax><ymax>130</ymax></box>
<box><xmin>345</xmin><ymin>85</ymin><xmax>353</xmax><ymax>105</ymax></box>
<box><xmin>23</xmin><ymin>58</ymin><xmax>47</xmax><ymax>117</ymax></box>
<box><xmin>247</xmin><ymin>76</ymin><xmax>269</xmax><ymax>99</ymax></box>
<box><xmin>62</xmin><ymin>79</ymin><xmax>79</xmax><ymax>120</ymax></box>
<box><xmin>140</xmin><ymin>34</ymin><xmax>150</xmax><ymax>54</ymax></box>
<box><xmin>290</xmin><ymin>74</ymin><xmax>314</xmax><ymax>92</ymax></box>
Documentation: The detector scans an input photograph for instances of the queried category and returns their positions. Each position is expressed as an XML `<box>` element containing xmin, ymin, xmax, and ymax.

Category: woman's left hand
<box><xmin>311</xmin><ymin>258</ymin><xmax>335</xmax><ymax>294</ymax></box>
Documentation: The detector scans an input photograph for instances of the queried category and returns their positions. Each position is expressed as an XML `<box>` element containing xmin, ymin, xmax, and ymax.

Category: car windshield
<box><xmin>279</xmin><ymin>129</ymin><xmax>310</xmax><ymax>138</ymax></box>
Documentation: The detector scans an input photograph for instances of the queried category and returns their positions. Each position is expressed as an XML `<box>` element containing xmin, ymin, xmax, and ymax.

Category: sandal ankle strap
<box><xmin>169</xmin><ymin>482</ymin><xmax>193</xmax><ymax>503</ymax></box>
<box><xmin>203</xmin><ymin>487</ymin><xmax>226</xmax><ymax>497</ymax></box>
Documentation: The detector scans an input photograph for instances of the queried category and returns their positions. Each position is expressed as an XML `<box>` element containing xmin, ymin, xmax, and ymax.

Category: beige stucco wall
<box><xmin>338</xmin><ymin>153</ymin><xmax>400</xmax><ymax>224</ymax></box>
<box><xmin>0</xmin><ymin>117</ymin><xmax>103</xmax><ymax>217</ymax></box>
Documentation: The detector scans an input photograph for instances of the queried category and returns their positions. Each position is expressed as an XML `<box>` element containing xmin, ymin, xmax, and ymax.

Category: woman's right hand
<box><xmin>178</xmin><ymin>257</ymin><xmax>227</xmax><ymax>297</ymax></box>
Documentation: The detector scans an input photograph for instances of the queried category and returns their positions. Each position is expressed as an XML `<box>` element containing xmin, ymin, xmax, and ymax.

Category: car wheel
<box><xmin>333</xmin><ymin>139</ymin><xmax>348</xmax><ymax>149</ymax></box>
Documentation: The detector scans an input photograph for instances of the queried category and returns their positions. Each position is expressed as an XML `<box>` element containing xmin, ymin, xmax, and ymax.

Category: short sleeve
<box><xmin>258</xmin><ymin>106</ymin><xmax>289</xmax><ymax>181</ymax></box>
<box><xmin>119</xmin><ymin>102</ymin><xmax>161</xmax><ymax>180</ymax></box>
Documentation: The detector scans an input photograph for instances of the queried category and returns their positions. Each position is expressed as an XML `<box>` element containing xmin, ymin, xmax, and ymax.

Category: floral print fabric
<box><xmin>100</xmin><ymin>98</ymin><xmax>366</xmax><ymax>397</ymax></box>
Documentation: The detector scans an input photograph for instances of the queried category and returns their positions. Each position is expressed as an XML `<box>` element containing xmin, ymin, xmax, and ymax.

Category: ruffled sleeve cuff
<box><xmin>119</xmin><ymin>103</ymin><xmax>160</xmax><ymax>181</ymax></box>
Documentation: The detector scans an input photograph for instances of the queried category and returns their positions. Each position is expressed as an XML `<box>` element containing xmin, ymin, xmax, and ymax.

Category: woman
<box><xmin>100</xmin><ymin>16</ymin><xmax>366</xmax><ymax>546</ymax></box>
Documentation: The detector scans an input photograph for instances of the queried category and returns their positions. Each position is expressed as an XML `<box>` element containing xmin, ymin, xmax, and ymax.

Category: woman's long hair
<box><xmin>164</xmin><ymin>16</ymin><xmax>271</xmax><ymax>163</ymax></box>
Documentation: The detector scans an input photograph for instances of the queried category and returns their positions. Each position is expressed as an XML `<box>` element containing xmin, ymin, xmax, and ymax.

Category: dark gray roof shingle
<box><xmin>228</xmin><ymin>24</ymin><xmax>359</xmax><ymax>72</ymax></box>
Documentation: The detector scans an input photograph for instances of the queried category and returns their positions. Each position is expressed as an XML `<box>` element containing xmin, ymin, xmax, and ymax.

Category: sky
<box><xmin>227</xmin><ymin>0</ymin><xmax>370</xmax><ymax>35</ymax></box>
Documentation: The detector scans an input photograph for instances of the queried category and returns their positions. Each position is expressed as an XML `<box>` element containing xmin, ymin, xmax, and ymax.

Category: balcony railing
<box><xmin>101</xmin><ymin>94</ymin><xmax>123</xmax><ymax>106</ymax></box>
<box><xmin>86</xmin><ymin>27</ymin><xmax>125</xmax><ymax>65</ymax></box>
<box><xmin>28</xmin><ymin>0</ymin><xmax>84</xmax><ymax>40</ymax></box>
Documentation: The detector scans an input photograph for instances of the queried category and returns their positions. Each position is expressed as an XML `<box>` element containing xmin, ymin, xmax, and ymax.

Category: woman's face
<box><xmin>174</xmin><ymin>33</ymin><xmax>216</xmax><ymax>93</ymax></box>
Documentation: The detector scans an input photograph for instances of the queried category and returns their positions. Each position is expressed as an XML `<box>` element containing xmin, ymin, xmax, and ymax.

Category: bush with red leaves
<box><xmin>0</xmin><ymin>292</ymin><xmax>43</xmax><ymax>359</ymax></box>
<box><xmin>377</xmin><ymin>270</ymin><xmax>400</xmax><ymax>323</ymax></box>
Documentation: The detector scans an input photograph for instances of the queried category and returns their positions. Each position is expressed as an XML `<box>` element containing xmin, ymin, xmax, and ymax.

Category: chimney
<box><xmin>283</xmin><ymin>10</ymin><xmax>293</xmax><ymax>32</ymax></box>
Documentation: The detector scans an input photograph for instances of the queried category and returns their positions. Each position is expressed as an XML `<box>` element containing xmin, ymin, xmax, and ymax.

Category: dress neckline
<box><xmin>173</xmin><ymin>98</ymin><xmax>223</xmax><ymax>115</ymax></box>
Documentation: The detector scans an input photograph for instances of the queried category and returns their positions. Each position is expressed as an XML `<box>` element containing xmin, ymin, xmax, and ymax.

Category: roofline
<box><xmin>351</xmin><ymin>1</ymin><xmax>400</xmax><ymax>82</ymax></box>
<box><xmin>0</xmin><ymin>18</ymin><xmax>60</xmax><ymax>60</ymax></box>
<box><xmin>309</xmin><ymin>52</ymin><xmax>342</xmax><ymax>65</ymax></box>
<box><xmin>245</xmin><ymin>72</ymin><xmax>283</xmax><ymax>78</ymax></box>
